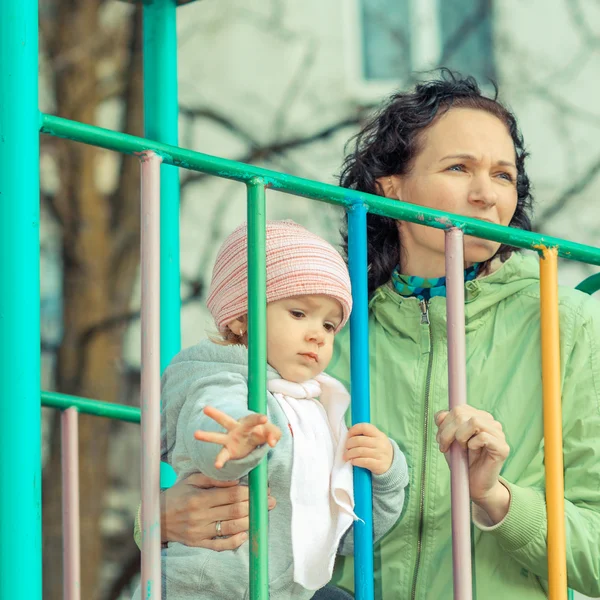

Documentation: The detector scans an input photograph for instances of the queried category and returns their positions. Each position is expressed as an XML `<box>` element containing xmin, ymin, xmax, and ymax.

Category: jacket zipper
<box><xmin>411</xmin><ymin>299</ymin><xmax>434</xmax><ymax>600</ymax></box>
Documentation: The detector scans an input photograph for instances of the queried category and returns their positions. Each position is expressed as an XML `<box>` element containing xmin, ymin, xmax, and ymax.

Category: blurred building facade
<box><xmin>39</xmin><ymin>1</ymin><xmax>600</xmax><ymax>598</ymax></box>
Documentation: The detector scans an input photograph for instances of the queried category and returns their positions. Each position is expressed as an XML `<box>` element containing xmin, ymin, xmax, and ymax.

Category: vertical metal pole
<box><xmin>247</xmin><ymin>178</ymin><xmax>269</xmax><ymax>600</ymax></box>
<box><xmin>143</xmin><ymin>0</ymin><xmax>179</xmax><ymax>490</ymax></box>
<box><xmin>143</xmin><ymin>0</ymin><xmax>180</xmax><ymax>373</ymax></box>
<box><xmin>62</xmin><ymin>408</ymin><xmax>81</xmax><ymax>600</ymax></box>
<box><xmin>539</xmin><ymin>247</ymin><xmax>567</xmax><ymax>600</ymax></box>
<box><xmin>140</xmin><ymin>151</ymin><xmax>163</xmax><ymax>600</ymax></box>
<box><xmin>445</xmin><ymin>229</ymin><xmax>473</xmax><ymax>600</ymax></box>
<box><xmin>347</xmin><ymin>203</ymin><xmax>374</xmax><ymax>600</ymax></box>
<box><xmin>0</xmin><ymin>2</ymin><xmax>42</xmax><ymax>599</ymax></box>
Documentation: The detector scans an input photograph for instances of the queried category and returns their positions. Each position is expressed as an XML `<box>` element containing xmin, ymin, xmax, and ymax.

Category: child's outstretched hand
<box><xmin>344</xmin><ymin>423</ymin><xmax>393</xmax><ymax>476</ymax></box>
<box><xmin>194</xmin><ymin>406</ymin><xmax>282</xmax><ymax>469</ymax></box>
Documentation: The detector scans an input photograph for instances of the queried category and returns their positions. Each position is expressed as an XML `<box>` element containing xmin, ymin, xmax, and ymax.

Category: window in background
<box><xmin>345</xmin><ymin>0</ymin><xmax>496</xmax><ymax>100</ymax></box>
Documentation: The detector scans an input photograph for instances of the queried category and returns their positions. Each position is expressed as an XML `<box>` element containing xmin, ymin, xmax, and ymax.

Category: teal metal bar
<box><xmin>247</xmin><ymin>178</ymin><xmax>269</xmax><ymax>599</ymax></box>
<box><xmin>42</xmin><ymin>391</ymin><xmax>141</xmax><ymax>423</ymax></box>
<box><xmin>0</xmin><ymin>2</ymin><xmax>42</xmax><ymax>599</ymax></box>
<box><xmin>40</xmin><ymin>114</ymin><xmax>600</xmax><ymax>267</ymax></box>
<box><xmin>143</xmin><ymin>0</ymin><xmax>181</xmax><ymax>373</ymax></box>
<box><xmin>143</xmin><ymin>0</ymin><xmax>180</xmax><ymax>490</ymax></box>
<box><xmin>576</xmin><ymin>272</ymin><xmax>600</xmax><ymax>295</ymax></box>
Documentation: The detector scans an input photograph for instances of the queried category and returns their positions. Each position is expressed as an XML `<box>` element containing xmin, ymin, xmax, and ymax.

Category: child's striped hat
<box><xmin>207</xmin><ymin>220</ymin><xmax>352</xmax><ymax>333</ymax></box>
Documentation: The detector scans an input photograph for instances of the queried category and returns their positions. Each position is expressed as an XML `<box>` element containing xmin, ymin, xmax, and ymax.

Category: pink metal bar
<box><xmin>61</xmin><ymin>407</ymin><xmax>81</xmax><ymax>600</ymax></box>
<box><xmin>140</xmin><ymin>150</ymin><xmax>163</xmax><ymax>600</ymax></box>
<box><xmin>445</xmin><ymin>228</ymin><xmax>473</xmax><ymax>600</ymax></box>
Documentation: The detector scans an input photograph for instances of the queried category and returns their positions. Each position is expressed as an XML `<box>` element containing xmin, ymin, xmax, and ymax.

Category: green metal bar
<box><xmin>42</xmin><ymin>391</ymin><xmax>141</xmax><ymax>423</ymax></box>
<box><xmin>0</xmin><ymin>3</ymin><xmax>42</xmax><ymax>599</ymax></box>
<box><xmin>143</xmin><ymin>0</ymin><xmax>181</xmax><ymax>373</ymax></box>
<box><xmin>576</xmin><ymin>272</ymin><xmax>600</xmax><ymax>295</ymax></box>
<box><xmin>247</xmin><ymin>178</ymin><xmax>269</xmax><ymax>599</ymax></box>
<box><xmin>40</xmin><ymin>114</ymin><xmax>600</xmax><ymax>266</ymax></box>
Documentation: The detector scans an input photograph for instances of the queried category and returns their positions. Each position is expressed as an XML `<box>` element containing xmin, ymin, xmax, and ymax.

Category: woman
<box><xmin>152</xmin><ymin>72</ymin><xmax>600</xmax><ymax>599</ymax></box>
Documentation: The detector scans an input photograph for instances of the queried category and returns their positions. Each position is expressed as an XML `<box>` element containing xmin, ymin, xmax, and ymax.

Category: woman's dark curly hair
<box><xmin>340</xmin><ymin>70</ymin><xmax>534</xmax><ymax>296</ymax></box>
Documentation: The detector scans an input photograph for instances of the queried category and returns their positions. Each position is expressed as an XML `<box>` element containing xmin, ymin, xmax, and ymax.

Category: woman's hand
<box><xmin>435</xmin><ymin>406</ymin><xmax>510</xmax><ymax>524</ymax></box>
<box><xmin>160</xmin><ymin>473</ymin><xmax>276</xmax><ymax>551</ymax></box>
<box><xmin>194</xmin><ymin>406</ymin><xmax>282</xmax><ymax>469</ymax></box>
<box><xmin>344</xmin><ymin>423</ymin><xmax>394</xmax><ymax>475</ymax></box>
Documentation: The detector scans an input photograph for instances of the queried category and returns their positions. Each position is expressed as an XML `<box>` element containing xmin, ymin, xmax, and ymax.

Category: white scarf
<box><xmin>267</xmin><ymin>373</ymin><xmax>358</xmax><ymax>591</ymax></box>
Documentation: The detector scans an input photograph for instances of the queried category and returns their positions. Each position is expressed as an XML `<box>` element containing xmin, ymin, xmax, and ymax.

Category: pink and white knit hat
<box><xmin>207</xmin><ymin>220</ymin><xmax>352</xmax><ymax>333</ymax></box>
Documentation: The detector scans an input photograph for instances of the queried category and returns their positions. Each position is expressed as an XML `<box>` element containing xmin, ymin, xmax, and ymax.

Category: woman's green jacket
<box><xmin>328</xmin><ymin>253</ymin><xmax>600</xmax><ymax>599</ymax></box>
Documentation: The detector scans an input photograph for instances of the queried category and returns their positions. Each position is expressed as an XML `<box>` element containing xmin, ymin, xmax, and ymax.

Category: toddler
<box><xmin>133</xmin><ymin>220</ymin><xmax>408</xmax><ymax>600</ymax></box>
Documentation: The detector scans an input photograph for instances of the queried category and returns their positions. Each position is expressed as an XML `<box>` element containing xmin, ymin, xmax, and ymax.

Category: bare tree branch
<box><xmin>110</xmin><ymin>2</ymin><xmax>143</xmax><ymax>233</ymax></box>
<box><xmin>42</xmin><ymin>1</ymin><xmax>131</xmax><ymax>74</ymax></box>
<box><xmin>104</xmin><ymin>544</ymin><xmax>140</xmax><ymax>600</ymax></box>
<box><xmin>42</xmin><ymin>340</ymin><xmax>60</xmax><ymax>354</ymax></box>
<box><xmin>527</xmin><ymin>80</ymin><xmax>600</xmax><ymax>129</ymax></box>
<box><xmin>179</xmin><ymin>106</ymin><xmax>259</xmax><ymax>148</ymax></box>
<box><xmin>536</xmin><ymin>155</ymin><xmax>600</xmax><ymax>227</ymax></box>
<box><xmin>269</xmin><ymin>39</ymin><xmax>318</xmax><ymax>139</ymax></box>
<box><xmin>77</xmin><ymin>277</ymin><xmax>204</xmax><ymax>352</ymax></box>
<box><xmin>192</xmin><ymin>182</ymin><xmax>241</xmax><ymax>280</ymax></box>
<box><xmin>437</xmin><ymin>0</ymin><xmax>491</xmax><ymax>67</ymax></box>
<box><xmin>565</xmin><ymin>0</ymin><xmax>600</xmax><ymax>48</ymax></box>
<box><xmin>41</xmin><ymin>191</ymin><xmax>65</xmax><ymax>228</ymax></box>
<box><xmin>180</xmin><ymin>114</ymin><xmax>363</xmax><ymax>192</ymax></box>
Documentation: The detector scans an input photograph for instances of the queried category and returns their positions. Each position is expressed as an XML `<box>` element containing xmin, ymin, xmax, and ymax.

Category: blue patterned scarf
<box><xmin>391</xmin><ymin>264</ymin><xmax>479</xmax><ymax>301</ymax></box>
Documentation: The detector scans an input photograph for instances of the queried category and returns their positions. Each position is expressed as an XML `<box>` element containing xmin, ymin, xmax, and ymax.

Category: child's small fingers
<box><xmin>194</xmin><ymin>430</ymin><xmax>228</xmax><ymax>444</ymax></box>
<box><xmin>240</xmin><ymin>413</ymin><xmax>268</xmax><ymax>429</ymax></box>
<box><xmin>350</xmin><ymin>457</ymin><xmax>379</xmax><ymax>471</ymax></box>
<box><xmin>204</xmin><ymin>406</ymin><xmax>239</xmax><ymax>430</ymax></box>
<box><xmin>269</xmin><ymin>424</ymin><xmax>282</xmax><ymax>438</ymax></box>
<box><xmin>214</xmin><ymin>447</ymin><xmax>231</xmax><ymax>469</ymax></box>
<box><xmin>344</xmin><ymin>447</ymin><xmax>377</xmax><ymax>462</ymax></box>
<box><xmin>347</xmin><ymin>422</ymin><xmax>380</xmax><ymax>438</ymax></box>
<box><xmin>265</xmin><ymin>425</ymin><xmax>282</xmax><ymax>447</ymax></box>
<box><xmin>346</xmin><ymin>436</ymin><xmax>378</xmax><ymax>450</ymax></box>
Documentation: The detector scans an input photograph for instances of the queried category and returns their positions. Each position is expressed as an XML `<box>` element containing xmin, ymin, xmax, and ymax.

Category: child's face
<box><xmin>265</xmin><ymin>295</ymin><xmax>343</xmax><ymax>383</ymax></box>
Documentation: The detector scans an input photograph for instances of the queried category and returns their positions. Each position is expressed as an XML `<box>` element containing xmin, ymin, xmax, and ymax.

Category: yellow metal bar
<box><xmin>539</xmin><ymin>247</ymin><xmax>567</xmax><ymax>600</ymax></box>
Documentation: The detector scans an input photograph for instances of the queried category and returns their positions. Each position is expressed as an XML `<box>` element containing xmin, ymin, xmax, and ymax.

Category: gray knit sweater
<box><xmin>132</xmin><ymin>339</ymin><xmax>409</xmax><ymax>600</ymax></box>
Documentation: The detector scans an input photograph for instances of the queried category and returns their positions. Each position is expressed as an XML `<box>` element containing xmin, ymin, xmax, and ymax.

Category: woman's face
<box><xmin>387</xmin><ymin>108</ymin><xmax>519</xmax><ymax>277</ymax></box>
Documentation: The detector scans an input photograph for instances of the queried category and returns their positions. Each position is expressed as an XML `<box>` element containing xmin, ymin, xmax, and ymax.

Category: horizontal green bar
<box><xmin>41</xmin><ymin>391</ymin><xmax>141</xmax><ymax>423</ymax></box>
<box><xmin>576</xmin><ymin>272</ymin><xmax>600</xmax><ymax>295</ymax></box>
<box><xmin>40</xmin><ymin>113</ymin><xmax>600</xmax><ymax>266</ymax></box>
<box><xmin>366</xmin><ymin>197</ymin><xmax>600</xmax><ymax>266</ymax></box>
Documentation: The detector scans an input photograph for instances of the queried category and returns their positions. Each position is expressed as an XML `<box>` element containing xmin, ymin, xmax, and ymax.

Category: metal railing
<box><xmin>3</xmin><ymin>1</ymin><xmax>600</xmax><ymax>600</ymax></box>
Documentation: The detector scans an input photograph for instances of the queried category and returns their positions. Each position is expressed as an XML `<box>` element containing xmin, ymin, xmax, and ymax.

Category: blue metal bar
<box><xmin>143</xmin><ymin>0</ymin><xmax>181</xmax><ymax>373</ymax></box>
<box><xmin>0</xmin><ymin>2</ymin><xmax>42</xmax><ymax>599</ymax></box>
<box><xmin>347</xmin><ymin>202</ymin><xmax>374</xmax><ymax>600</ymax></box>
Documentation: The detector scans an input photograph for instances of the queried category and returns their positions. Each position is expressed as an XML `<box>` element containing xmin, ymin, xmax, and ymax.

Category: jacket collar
<box><xmin>369</xmin><ymin>252</ymin><xmax>540</xmax><ymax>336</ymax></box>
